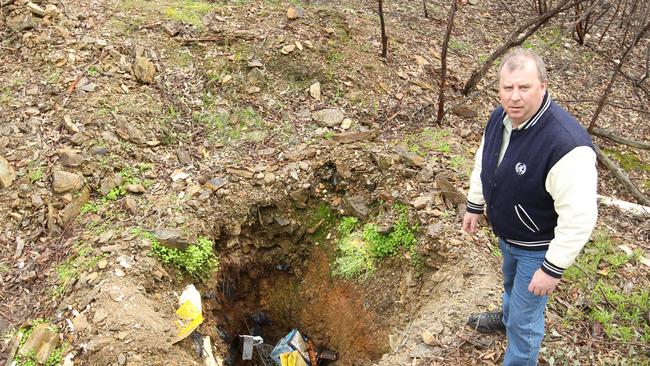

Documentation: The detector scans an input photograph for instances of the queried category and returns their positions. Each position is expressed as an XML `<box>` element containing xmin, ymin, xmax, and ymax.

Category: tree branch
<box><xmin>588</xmin><ymin>20</ymin><xmax>650</xmax><ymax>132</ymax></box>
<box><xmin>462</xmin><ymin>0</ymin><xmax>588</xmax><ymax>95</ymax></box>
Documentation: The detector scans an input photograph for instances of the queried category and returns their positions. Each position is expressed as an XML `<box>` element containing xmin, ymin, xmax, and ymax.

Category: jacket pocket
<box><xmin>514</xmin><ymin>204</ymin><xmax>540</xmax><ymax>233</ymax></box>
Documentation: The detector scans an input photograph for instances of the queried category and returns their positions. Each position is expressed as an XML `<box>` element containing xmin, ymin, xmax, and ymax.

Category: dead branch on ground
<box><xmin>594</xmin><ymin>146</ymin><xmax>650</xmax><ymax>206</ymax></box>
<box><xmin>461</xmin><ymin>0</ymin><xmax>588</xmax><ymax>95</ymax></box>
<box><xmin>422</xmin><ymin>0</ymin><xmax>429</xmax><ymax>18</ymax></box>
<box><xmin>436</xmin><ymin>0</ymin><xmax>458</xmax><ymax>124</ymax></box>
<box><xmin>592</xmin><ymin>128</ymin><xmax>650</xmax><ymax>150</ymax></box>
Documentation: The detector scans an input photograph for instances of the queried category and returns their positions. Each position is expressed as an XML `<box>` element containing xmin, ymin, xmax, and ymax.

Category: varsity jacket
<box><xmin>466</xmin><ymin>93</ymin><xmax>598</xmax><ymax>278</ymax></box>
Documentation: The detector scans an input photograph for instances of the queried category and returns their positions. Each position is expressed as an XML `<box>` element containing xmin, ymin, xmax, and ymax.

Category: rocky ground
<box><xmin>1</xmin><ymin>0</ymin><xmax>649</xmax><ymax>365</ymax></box>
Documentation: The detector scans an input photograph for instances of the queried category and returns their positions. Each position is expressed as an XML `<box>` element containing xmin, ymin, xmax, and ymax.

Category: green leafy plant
<box><xmin>80</xmin><ymin>202</ymin><xmax>99</xmax><ymax>214</ymax></box>
<box><xmin>148</xmin><ymin>234</ymin><xmax>219</xmax><ymax>281</ymax></box>
<box><xmin>365</xmin><ymin>204</ymin><xmax>418</xmax><ymax>259</ymax></box>
<box><xmin>28</xmin><ymin>166</ymin><xmax>44</xmax><ymax>183</ymax></box>
<box><xmin>322</xmin><ymin>130</ymin><xmax>334</xmax><ymax>140</ymax></box>
<box><xmin>449</xmin><ymin>40</ymin><xmax>470</xmax><ymax>53</ymax></box>
<box><xmin>87</xmin><ymin>66</ymin><xmax>99</xmax><ymax>77</ymax></box>
<box><xmin>333</xmin><ymin>205</ymin><xmax>418</xmax><ymax>279</ymax></box>
<box><xmin>105</xmin><ymin>186</ymin><xmax>126</xmax><ymax>201</ymax></box>
<box><xmin>333</xmin><ymin>234</ymin><xmax>375</xmax><ymax>279</ymax></box>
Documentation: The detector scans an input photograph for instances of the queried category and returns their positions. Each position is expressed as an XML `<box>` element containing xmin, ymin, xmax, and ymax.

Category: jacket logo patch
<box><xmin>515</xmin><ymin>162</ymin><xmax>527</xmax><ymax>175</ymax></box>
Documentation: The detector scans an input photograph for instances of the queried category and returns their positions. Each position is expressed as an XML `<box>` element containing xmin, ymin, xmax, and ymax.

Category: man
<box><xmin>462</xmin><ymin>48</ymin><xmax>597</xmax><ymax>365</ymax></box>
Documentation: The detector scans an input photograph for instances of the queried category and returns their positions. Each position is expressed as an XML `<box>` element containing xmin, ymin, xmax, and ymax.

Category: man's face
<box><xmin>499</xmin><ymin>59</ymin><xmax>547</xmax><ymax>127</ymax></box>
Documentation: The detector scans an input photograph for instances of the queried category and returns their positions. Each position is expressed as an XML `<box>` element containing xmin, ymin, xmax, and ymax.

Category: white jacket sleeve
<box><xmin>466</xmin><ymin>136</ymin><xmax>486</xmax><ymax>214</ymax></box>
<box><xmin>541</xmin><ymin>146</ymin><xmax>598</xmax><ymax>278</ymax></box>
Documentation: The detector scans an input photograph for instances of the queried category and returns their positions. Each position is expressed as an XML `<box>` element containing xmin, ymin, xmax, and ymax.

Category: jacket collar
<box><xmin>501</xmin><ymin>91</ymin><xmax>551</xmax><ymax>130</ymax></box>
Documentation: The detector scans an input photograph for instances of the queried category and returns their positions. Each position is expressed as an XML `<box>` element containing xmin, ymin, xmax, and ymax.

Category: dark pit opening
<box><xmin>206</xmin><ymin>203</ymin><xmax>391</xmax><ymax>366</ymax></box>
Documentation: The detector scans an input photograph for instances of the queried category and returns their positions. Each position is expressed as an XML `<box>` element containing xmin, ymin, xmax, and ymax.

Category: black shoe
<box><xmin>467</xmin><ymin>311</ymin><xmax>505</xmax><ymax>333</ymax></box>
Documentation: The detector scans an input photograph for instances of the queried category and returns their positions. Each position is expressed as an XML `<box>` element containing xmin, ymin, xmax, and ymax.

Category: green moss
<box><xmin>0</xmin><ymin>88</ymin><xmax>15</xmax><ymax>106</ymax></box>
<box><xmin>603</xmin><ymin>148</ymin><xmax>650</xmax><ymax>172</ymax></box>
<box><xmin>167</xmin><ymin>50</ymin><xmax>194</xmax><ymax>68</ymax></box>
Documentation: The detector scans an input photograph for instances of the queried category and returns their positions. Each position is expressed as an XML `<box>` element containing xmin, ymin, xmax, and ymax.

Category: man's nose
<box><xmin>511</xmin><ymin>88</ymin><xmax>521</xmax><ymax>100</ymax></box>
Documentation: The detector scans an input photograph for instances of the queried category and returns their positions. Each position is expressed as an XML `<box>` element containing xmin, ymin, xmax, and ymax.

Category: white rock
<box><xmin>309</xmin><ymin>82</ymin><xmax>321</xmax><ymax>100</ymax></box>
<box><xmin>0</xmin><ymin>156</ymin><xmax>16</xmax><ymax>188</ymax></box>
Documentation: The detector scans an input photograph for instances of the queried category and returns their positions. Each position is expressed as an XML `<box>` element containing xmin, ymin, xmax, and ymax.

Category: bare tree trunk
<box><xmin>379</xmin><ymin>0</ymin><xmax>388</xmax><ymax>58</ymax></box>
<box><xmin>594</xmin><ymin>146</ymin><xmax>650</xmax><ymax>206</ymax></box>
<box><xmin>462</xmin><ymin>0</ymin><xmax>586</xmax><ymax>96</ymax></box>
<box><xmin>588</xmin><ymin>21</ymin><xmax>650</xmax><ymax>132</ymax></box>
<box><xmin>436</xmin><ymin>0</ymin><xmax>458</xmax><ymax>124</ymax></box>
<box><xmin>592</xmin><ymin>128</ymin><xmax>650</xmax><ymax>150</ymax></box>
<box><xmin>422</xmin><ymin>0</ymin><xmax>429</xmax><ymax>18</ymax></box>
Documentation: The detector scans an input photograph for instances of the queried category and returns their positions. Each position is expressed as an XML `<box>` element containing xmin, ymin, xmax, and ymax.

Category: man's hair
<box><xmin>500</xmin><ymin>48</ymin><xmax>547</xmax><ymax>82</ymax></box>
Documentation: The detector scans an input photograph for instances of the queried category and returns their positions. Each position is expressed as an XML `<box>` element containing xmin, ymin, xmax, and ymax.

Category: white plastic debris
<box><xmin>240</xmin><ymin>335</ymin><xmax>263</xmax><ymax>360</ymax></box>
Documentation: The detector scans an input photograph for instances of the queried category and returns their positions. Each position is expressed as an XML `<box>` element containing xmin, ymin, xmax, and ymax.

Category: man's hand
<box><xmin>528</xmin><ymin>269</ymin><xmax>560</xmax><ymax>296</ymax></box>
<box><xmin>462</xmin><ymin>212</ymin><xmax>481</xmax><ymax>234</ymax></box>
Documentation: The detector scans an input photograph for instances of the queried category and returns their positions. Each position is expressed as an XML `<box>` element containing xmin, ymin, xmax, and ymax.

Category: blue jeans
<box><xmin>499</xmin><ymin>238</ymin><xmax>548</xmax><ymax>366</ymax></box>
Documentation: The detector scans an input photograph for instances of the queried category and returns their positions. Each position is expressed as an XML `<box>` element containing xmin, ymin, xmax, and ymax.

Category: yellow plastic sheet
<box><xmin>280</xmin><ymin>350</ymin><xmax>308</xmax><ymax>366</ymax></box>
<box><xmin>173</xmin><ymin>299</ymin><xmax>203</xmax><ymax>343</ymax></box>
